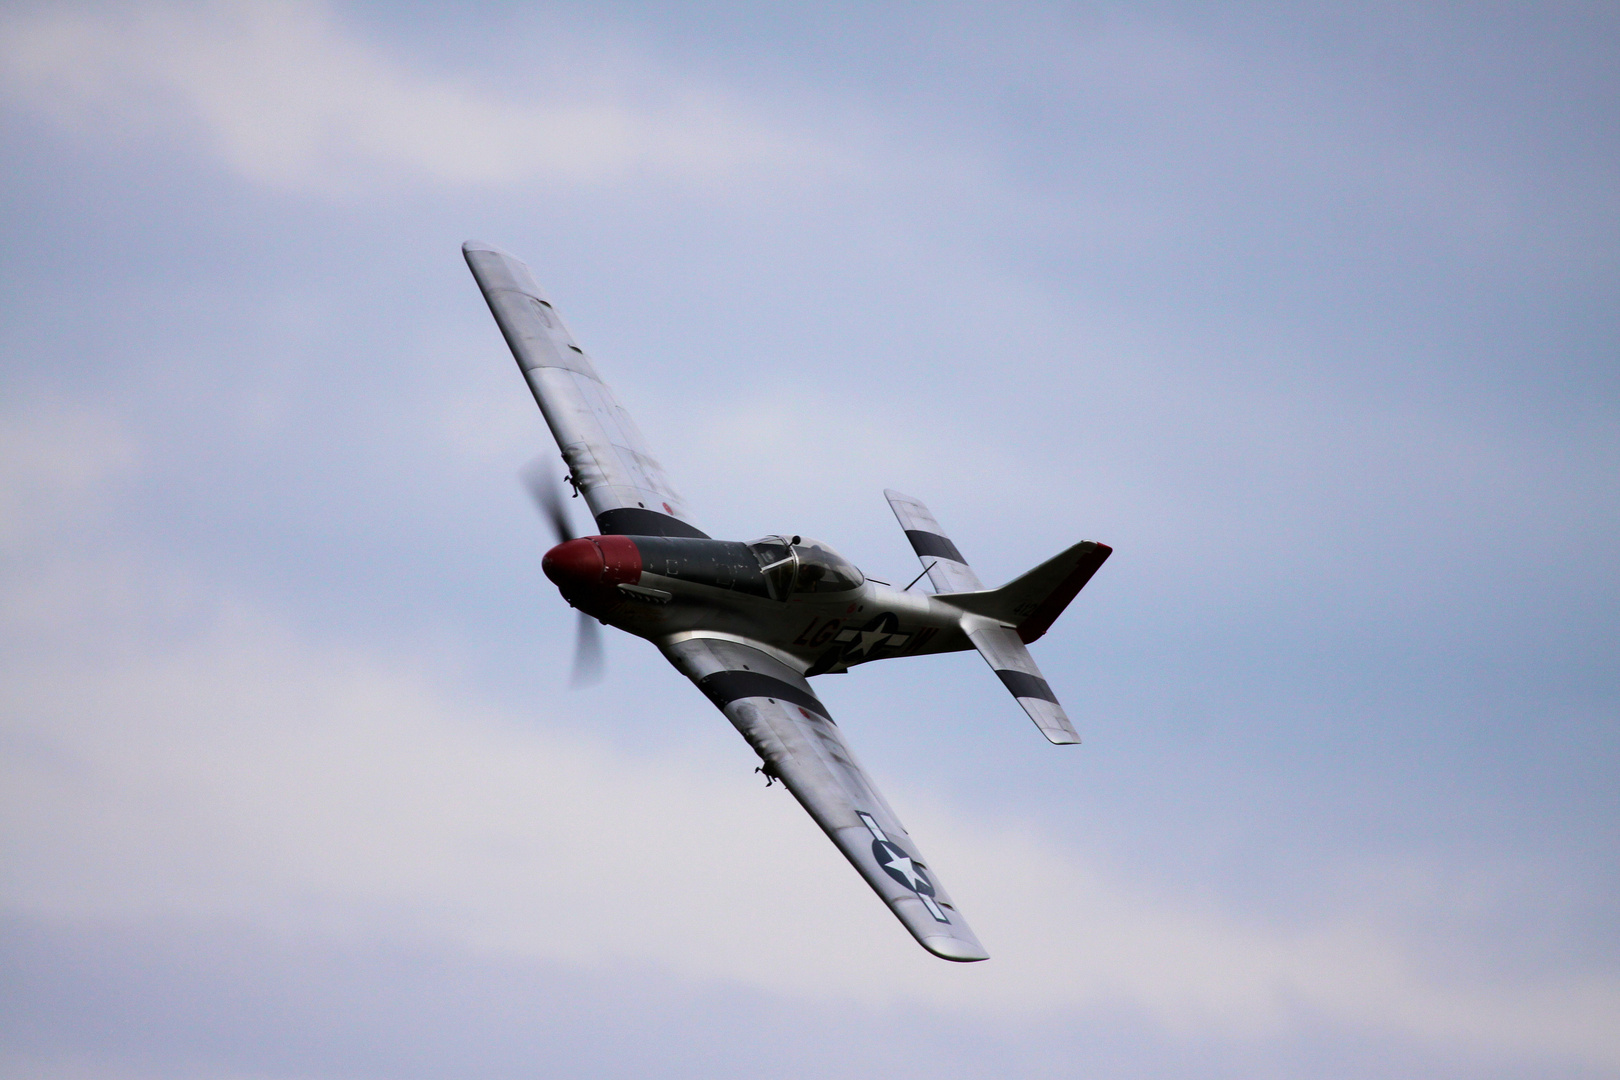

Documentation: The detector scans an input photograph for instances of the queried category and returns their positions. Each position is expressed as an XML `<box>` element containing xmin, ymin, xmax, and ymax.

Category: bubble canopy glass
<box><xmin>748</xmin><ymin>536</ymin><xmax>865</xmax><ymax>597</ymax></box>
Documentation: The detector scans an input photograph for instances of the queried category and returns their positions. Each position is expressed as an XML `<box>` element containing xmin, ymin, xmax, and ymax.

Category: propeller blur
<box><xmin>523</xmin><ymin>463</ymin><xmax>602</xmax><ymax>686</ymax></box>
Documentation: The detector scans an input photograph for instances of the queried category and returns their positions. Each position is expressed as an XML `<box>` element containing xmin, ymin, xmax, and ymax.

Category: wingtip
<box><xmin>922</xmin><ymin>935</ymin><xmax>990</xmax><ymax>962</ymax></box>
<box><xmin>462</xmin><ymin>239</ymin><xmax>513</xmax><ymax>258</ymax></box>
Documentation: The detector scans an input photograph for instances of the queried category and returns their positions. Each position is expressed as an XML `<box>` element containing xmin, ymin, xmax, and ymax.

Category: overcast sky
<box><xmin>2</xmin><ymin>3</ymin><xmax>1617</xmax><ymax>1078</ymax></box>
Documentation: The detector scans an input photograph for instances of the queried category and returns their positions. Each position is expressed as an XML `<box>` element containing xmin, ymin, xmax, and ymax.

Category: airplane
<box><xmin>464</xmin><ymin>242</ymin><xmax>1111</xmax><ymax>961</ymax></box>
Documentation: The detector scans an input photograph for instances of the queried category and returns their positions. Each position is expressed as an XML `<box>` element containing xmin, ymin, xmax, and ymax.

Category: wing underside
<box><xmin>463</xmin><ymin>242</ymin><xmax>706</xmax><ymax>538</ymax></box>
<box><xmin>661</xmin><ymin>635</ymin><xmax>989</xmax><ymax>961</ymax></box>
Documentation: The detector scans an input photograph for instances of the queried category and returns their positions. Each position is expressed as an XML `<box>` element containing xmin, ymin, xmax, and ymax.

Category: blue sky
<box><xmin>2</xmin><ymin>2</ymin><xmax>1616</xmax><ymax>1077</ymax></box>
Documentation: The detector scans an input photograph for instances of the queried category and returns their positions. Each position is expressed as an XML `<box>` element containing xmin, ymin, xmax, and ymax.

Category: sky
<box><xmin>1</xmin><ymin>2</ymin><xmax>1617</xmax><ymax>1077</ymax></box>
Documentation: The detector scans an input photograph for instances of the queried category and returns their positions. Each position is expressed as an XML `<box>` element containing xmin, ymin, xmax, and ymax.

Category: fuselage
<box><xmin>542</xmin><ymin>534</ymin><xmax>973</xmax><ymax>673</ymax></box>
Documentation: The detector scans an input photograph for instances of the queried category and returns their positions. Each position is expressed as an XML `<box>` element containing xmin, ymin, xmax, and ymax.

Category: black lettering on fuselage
<box><xmin>809</xmin><ymin>619</ymin><xmax>842</xmax><ymax>647</ymax></box>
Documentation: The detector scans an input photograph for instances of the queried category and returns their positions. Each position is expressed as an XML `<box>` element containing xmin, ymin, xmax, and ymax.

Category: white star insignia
<box><xmin>882</xmin><ymin>849</ymin><xmax>928</xmax><ymax>892</ymax></box>
<box><xmin>835</xmin><ymin>627</ymin><xmax>910</xmax><ymax>657</ymax></box>
<box><xmin>855</xmin><ymin>629</ymin><xmax>888</xmax><ymax>654</ymax></box>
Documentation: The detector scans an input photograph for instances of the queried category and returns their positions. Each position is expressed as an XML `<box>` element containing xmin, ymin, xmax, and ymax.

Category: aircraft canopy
<box><xmin>750</xmin><ymin>536</ymin><xmax>865</xmax><ymax>596</ymax></box>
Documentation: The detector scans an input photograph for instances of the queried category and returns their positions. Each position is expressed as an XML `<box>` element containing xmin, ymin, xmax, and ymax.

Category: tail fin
<box><xmin>931</xmin><ymin>540</ymin><xmax>1111</xmax><ymax>643</ymax></box>
<box><xmin>885</xmin><ymin>490</ymin><xmax>1111</xmax><ymax>745</ymax></box>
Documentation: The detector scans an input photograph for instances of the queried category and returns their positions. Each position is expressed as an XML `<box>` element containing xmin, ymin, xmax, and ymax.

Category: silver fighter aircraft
<box><xmin>465</xmin><ymin>242</ymin><xmax>1111</xmax><ymax>962</ymax></box>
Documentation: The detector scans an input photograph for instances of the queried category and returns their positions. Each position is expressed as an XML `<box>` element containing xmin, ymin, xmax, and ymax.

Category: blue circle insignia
<box><xmin>872</xmin><ymin>838</ymin><xmax>936</xmax><ymax>897</ymax></box>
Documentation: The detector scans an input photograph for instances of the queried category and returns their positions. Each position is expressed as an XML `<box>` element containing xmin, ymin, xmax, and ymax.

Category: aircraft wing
<box><xmin>661</xmin><ymin>635</ymin><xmax>990</xmax><ymax>961</ymax></box>
<box><xmin>463</xmin><ymin>242</ymin><xmax>707</xmax><ymax>539</ymax></box>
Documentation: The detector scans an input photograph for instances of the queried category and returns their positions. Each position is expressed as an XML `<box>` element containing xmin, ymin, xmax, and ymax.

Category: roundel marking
<box><xmin>835</xmin><ymin>611</ymin><xmax>911</xmax><ymax>662</ymax></box>
<box><xmin>873</xmin><ymin>838</ymin><xmax>935</xmax><ymax>897</ymax></box>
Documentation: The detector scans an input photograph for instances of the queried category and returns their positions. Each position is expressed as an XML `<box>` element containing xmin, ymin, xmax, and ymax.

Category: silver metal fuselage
<box><xmin>633</xmin><ymin>575</ymin><xmax>973</xmax><ymax>672</ymax></box>
<box><xmin>545</xmin><ymin>534</ymin><xmax>974</xmax><ymax>676</ymax></box>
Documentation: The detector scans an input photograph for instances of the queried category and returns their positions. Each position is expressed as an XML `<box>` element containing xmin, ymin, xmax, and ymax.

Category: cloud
<box><xmin>0</xmin><ymin>0</ymin><xmax>826</xmax><ymax>194</ymax></box>
<box><xmin>0</xmin><ymin>403</ymin><xmax>136</xmax><ymax>544</ymax></box>
<box><xmin>2</xmin><ymin>407</ymin><xmax>1616</xmax><ymax>1070</ymax></box>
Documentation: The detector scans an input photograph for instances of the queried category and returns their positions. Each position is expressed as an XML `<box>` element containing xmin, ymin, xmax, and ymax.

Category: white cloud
<box><xmin>2</xmin><ymin>409</ymin><xmax>1616</xmax><ymax>1070</ymax></box>
<box><xmin>0</xmin><ymin>402</ymin><xmax>136</xmax><ymax>543</ymax></box>
<box><xmin>0</xmin><ymin>0</ymin><xmax>827</xmax><ymax>194</ymax></box>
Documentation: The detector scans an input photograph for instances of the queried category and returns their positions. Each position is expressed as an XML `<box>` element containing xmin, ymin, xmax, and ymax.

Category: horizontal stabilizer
<box><xmin>884</xmin><ymin>489</ymin><xmax>983</xmax><ymax>594</ymax></box>
<box><xmin>967</xmin><ymin>624</ymin><xmax>1079</xmax><ymax>744</ymax></box>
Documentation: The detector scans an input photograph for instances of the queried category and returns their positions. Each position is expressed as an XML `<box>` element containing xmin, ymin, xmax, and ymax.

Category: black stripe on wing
<box><xmin>596</xmin><ymin>507</ymin><xmax>710</xmax><ymax>539</ymax></box>
<box><xmin>698</xmin><ymin>670</ymin><xmax>833</xmax><ymax>721</ymax></box>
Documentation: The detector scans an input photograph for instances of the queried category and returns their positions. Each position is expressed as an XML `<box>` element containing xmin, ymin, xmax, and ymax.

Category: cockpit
<box><xmin>748</xmin><ymin>536</ymin><xmax>865</xmax><ymax>598</ymax></box>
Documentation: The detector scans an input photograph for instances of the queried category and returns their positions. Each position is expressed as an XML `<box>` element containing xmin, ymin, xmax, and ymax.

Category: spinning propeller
<box><xmin>524</xmin><ymin>461</ymin><xmax>604</xmax><ymax>686</ymax></box>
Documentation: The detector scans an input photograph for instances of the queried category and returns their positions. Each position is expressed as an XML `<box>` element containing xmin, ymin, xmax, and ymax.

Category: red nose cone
<box><xmin>542</xmin><ymin>535</ymin><xmax>642</xmax><ymax>596</ymax></box>
<box><xmin>543</xmin><ymin>537</ymin><xmax>605</xmax><ymax>589</ymax></box>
